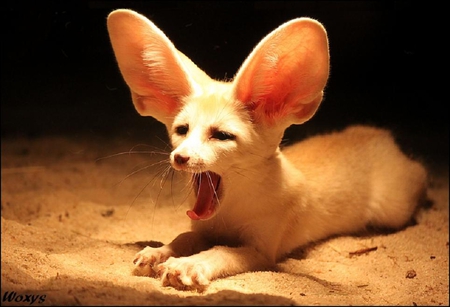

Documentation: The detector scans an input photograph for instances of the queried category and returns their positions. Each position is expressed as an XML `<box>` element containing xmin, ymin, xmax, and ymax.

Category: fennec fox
<box><xmin>107</xmin><ymin>9</ymin><xmax>427</xmax><ymax>290</ymax></box>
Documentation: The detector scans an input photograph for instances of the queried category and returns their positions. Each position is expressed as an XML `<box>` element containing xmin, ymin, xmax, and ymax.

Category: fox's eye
<box><xmin>175</xmin><ymin>125</ymin><xmax>189</xmax><ymax>136</ymax></box>
<box><xmin>211</xmin><ymin>130</ymin><xmax>236</xmax><ymax>141</ymax></box>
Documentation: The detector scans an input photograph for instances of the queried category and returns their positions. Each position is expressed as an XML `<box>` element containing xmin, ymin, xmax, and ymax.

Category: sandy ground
<box><xmin>1</xmin><ymin>131</ymin><xmax>448</xmax><ymax>306</ymax></box>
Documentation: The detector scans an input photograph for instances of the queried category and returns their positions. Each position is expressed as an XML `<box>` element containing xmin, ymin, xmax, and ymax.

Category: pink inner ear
<box><xmin>107</xmin><ymin>10</ymin><xmax>194</xmax><ymax>122</ymax></box>
<box><xmin>132</xmin><ymin>92</ymin><xmax>180</xmax><ymax>119</ymax></box>
<box><xmin>234</xmin><ymin>18</ymin><xmax>329</xmax><ymax>125</ymax></box>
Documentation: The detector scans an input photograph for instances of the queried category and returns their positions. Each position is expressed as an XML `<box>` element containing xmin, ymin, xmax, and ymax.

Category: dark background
<box><xmin>1</xmin><ymin>1</ymin><xmax>447</xmax><ymax>169</ymax></box>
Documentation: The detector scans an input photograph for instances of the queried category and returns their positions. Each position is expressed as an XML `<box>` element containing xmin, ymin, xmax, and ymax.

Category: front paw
<box><xmin>133</xmin><ymin>246</ymin><xmax>175</xmax><ymax>277</ymax></box>
<box><xmin>157</xmin><ymin>256</ymin><xmax>211</xmax><ymax>291</ymax></box>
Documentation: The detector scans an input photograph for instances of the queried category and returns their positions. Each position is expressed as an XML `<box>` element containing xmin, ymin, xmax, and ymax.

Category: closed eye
<box><xmin>210</xmin><ymin>129</ymin><xmax>236</xmax><ymax>141</ymax></box>
<box><xmin>175</xmin><ymin>124</ymin><xmax>189</xmax><ymax>136</ymax></box>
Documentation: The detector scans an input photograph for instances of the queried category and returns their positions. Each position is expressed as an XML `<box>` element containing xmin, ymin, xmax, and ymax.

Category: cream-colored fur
<box><xmin>107</xmin><ymin>9</ymin><xmax>427</xmax><ymax>291</ymax></box>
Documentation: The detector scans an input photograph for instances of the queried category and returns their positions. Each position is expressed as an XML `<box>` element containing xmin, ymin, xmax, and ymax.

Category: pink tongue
<box><xmin>186</xmin><ymin>172</ymin><xmax>219</xmax><ymax>220</ymax></box>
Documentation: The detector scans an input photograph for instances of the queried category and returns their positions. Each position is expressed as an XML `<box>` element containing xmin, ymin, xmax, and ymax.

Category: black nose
<box><xmin>174</xmin><ymin>154</ymin><xmax>190</xmax><ymax>166</ymax></box>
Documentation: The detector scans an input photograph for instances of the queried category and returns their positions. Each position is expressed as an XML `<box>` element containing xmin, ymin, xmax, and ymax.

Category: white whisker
<box><xmin>115</xmin><ymin>158</ymin><xmax>168</xmax><ymax>186</ymax></box>
<box><xmin>96</xmin><ymin>148</ymin><xmax>168</xmax><ymax>162</ymax></box>
<box><xmin>206</xmin><ymin>171</ymin><xmax>221</xmax><ymax>206</ymax></box>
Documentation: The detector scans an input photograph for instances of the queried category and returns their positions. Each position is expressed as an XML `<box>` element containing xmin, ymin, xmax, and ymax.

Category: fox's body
<box><xmin>188</xmin><ymin>125</ymin><xmax>425</xmax><ymax>263</ymax></box>
<box><xmin>107</xmin><ymin>9</ymin><xmax>427</xmax><ymax>290</ymax></box>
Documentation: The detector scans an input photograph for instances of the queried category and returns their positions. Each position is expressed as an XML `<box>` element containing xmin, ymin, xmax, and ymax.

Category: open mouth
<box><xmin>186</xmin><ymin>171</ymin><xmax>222</xmax><ymax>220</ymax></box>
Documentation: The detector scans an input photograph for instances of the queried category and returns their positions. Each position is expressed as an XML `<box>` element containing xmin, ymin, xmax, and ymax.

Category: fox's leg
<box><xmin>156</xmin><ymin>245</ymin><xmax>274</xmax><ymax>291</ymax></box>
<box><xmin>133</xmin><ymin>231</ymin><xmax>210</xmax><ymax>277</ymax></box>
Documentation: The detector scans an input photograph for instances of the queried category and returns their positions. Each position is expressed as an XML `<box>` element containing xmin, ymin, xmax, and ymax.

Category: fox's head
<box><xmin>107</xmin><ymin>9</ymin><xmax>329</xmax><ymax>220</ymax></box>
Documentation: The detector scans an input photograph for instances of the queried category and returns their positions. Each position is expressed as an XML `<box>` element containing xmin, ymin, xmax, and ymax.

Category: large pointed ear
<box><xmin>107</xmin><ymin>9</ymin><xmax>209</xmax><ymax>127</ymax></box>
<box><xmin>232</xmin><ymin>18</ymin><xmax>329</xmax><ymax>127</ymax></box>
